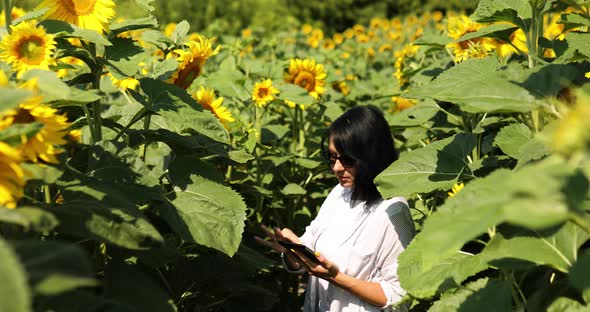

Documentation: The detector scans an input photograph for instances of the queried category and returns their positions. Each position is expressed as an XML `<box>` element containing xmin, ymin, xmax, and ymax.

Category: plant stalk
<box><xmin>3</xmin><ymin>0</ymin><xmax>12</xmax><ymax>33</ymax></box>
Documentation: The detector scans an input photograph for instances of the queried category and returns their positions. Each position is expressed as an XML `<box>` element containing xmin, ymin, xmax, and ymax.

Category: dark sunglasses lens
<box><xmin>339</xmin><ymin>155</ymin><xmax>355</xmax><ymax>168</ymax></box>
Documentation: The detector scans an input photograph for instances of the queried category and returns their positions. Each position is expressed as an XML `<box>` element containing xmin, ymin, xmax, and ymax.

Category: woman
<box><xmin>257</xmin><ymin>106</ymin><xmax>415</xmax><ymax>311</ymax></box>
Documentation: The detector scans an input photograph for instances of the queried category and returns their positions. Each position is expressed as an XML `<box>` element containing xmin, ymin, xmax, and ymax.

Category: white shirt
<box><xmin>297</xmin><ymin>184</ymin><xmax>415</xmax><ymax>312</ymax></box>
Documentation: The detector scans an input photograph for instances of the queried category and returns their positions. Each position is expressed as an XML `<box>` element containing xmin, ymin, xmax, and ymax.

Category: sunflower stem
<box><xmin>43</xmin><ymin>184</ymin><xmax>51</xmax><ymax>205</ymax></box>
<box><xmin>81</xmin><ymin>103</ymin><xmax>96</xmax><ymax>144</ymax></box>
<box><xmin>139</xmin><ymin>114</ymin><xmax>151</xmax><ymax>162</ymax></box>
<box><xmin>3</xmin><ymin>0</ymin><xmax>11</xmax><ymax>33</ymax></box>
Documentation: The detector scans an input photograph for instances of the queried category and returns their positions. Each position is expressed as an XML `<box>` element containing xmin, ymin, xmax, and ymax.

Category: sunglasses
<box><xmin>322</xmin><ymin>151</ymin><xmax>356</xmax><ymax>168</ymax></box>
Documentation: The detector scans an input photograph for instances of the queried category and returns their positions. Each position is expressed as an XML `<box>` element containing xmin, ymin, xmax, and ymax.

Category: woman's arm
<box><xmin>294</xmin><ymin>251</ymin><xmax>388</xmax><ymax>307</ymax></box>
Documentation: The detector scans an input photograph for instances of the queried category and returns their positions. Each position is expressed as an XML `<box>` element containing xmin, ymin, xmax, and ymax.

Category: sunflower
<box><xmin>447</xmin><ymin>182</ymin><xmax>464</xmax><ymax>198</ymax></box>
<box><xmin>0</xmin><ymin>142</ymin><xmax>26</xmax><ymax>208</ymax></box>
<box><xmin>0</xmin><ymin>97</ymin><xmax>70</xmax><ymax>164</ymax></box>
<box><xmin>446</xmin><ymin>15</ymin><xmax>495</xmax><ymax>63</ymax></box>
<box><xmin>167</xmin><ymin>34</ymin><xmax>220</xmax><ymax>90</ymax></box>
<box><xmin>252</xmin><ymin>79</ymin><xmax>279</xmax><ymax>107</ymax></box>
<box><xmin>192</xmin><ymin>86</ymin><xmax>234</xmax><ymax>127</ymax></box>
<box><xmin>107</xmin><ymin>72</ymin><xmax>139</xmax><ymax>90</ymax></box>
<box><xmin>0</xmin><ymin>21</ymin><xmax>56</xmax><ymax>78</ymax></box>
<box><xmin>495</xmin><ymin>28</ymin><xmax>528</xmax><ymax>59</ymax></box>
<box><xmin>392</xmin><ymin>96</ymin><xmax>417</xmax><ymax>112</ymax></box>
<box><xmin>284</xmin><ymin>58</ymin><xmax>327</xmax><ymax>99</ymax></box>
<box><xmin>37</xmin><ymin>0</ymin><xmax>116</xmax><ymax>34</ymax></box>
<box><xmin>0</xmin><ymin>6</ymin><xmax>27</xmax><ymax>26</ymax></box>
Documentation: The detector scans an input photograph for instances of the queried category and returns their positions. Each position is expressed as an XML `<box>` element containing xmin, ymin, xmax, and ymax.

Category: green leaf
<box><xmin>12</xmin><ymin>207</ymin><xmax>59</xmax><ymax>232</ymax></box>
<box><xmin>482</xmin><ymin>223</ymin><xmax>590</xmax><ymax>273</ymax></box>
<box><xmin>405</xmin><ymin>58</ymin><xmax>538</xmax><ymax>113</ymax></box>
<box><xmin>277</xmin><ymin>84</ymin><xmax>315</xmax><ymax>105</ymax></box>
<box><xmin>20</xmin><ymin>70</ymin><xmax>71</xmax><ymax>101</ymax></box>
<box><xmin>474</xmin><ymin>0</ymin><xmax>532</xmax><ymax>30</ymax></box>
<box><xmin>39</xmin><ymin>20</ymin><xmax>112</xmax><ymax>46</ymax></box>
<box><xmin>282</xmin><ymin>183</ymin><xmax>306</xmax><ymax>196</ymax></box>
<box><xmin>141</xmin><ymin>29</ymin><xmax>173</xmax><ymax>50</ymax></box>
<box><xmin>565</xmin><ymin>32</ymin><xmax>590</xmax><ymax>58</ymax></box>
<box><xmin>399</xmin><ymin>252</ymin><xmax>490</xmax><ymax>298</ymax></box>
<box><xmin>387</xmin><ymin>99</ymin><xmax>440</xmax><ymax>127</ymax></box>
<box><xmin>547</xmin><ymin>297</ymin><xmax>590</xmax><ymax>312</ymax></box>
<box><xmin>428</xmin><ymin>278</ymin><xmax>512</xmax><ymax>312</ymax></box>
<box><xmin>227</xmin><ymin>149</ymin><xmax>255</xmax><ymax>164</ymax></box>
<box><xmin>375</xmin><ymin>133</ymin><xmax>477</xmax><ymax>199</ymax></box>
<box><xmin>168</xmin><ymin>156</ymin><xmax>225</xmax><ymax>187</ymax></box>
<box><xmin>171</xmin><ymin>20</ymin><xmax>190</xmax><ymax>44</ymax></box>
<box><xmin>398</xmin><ymin>157</ymin><xmax>573</xmax><ymax>278</ymax></box>
<box><xmin>560</xmin><ymin>12</ymin><xmax>590</xmax><ymax>30</ymax></box>
<box><xmin>53</xmin><ymin>198</ymin><xmax>163</xmax><ymax>250</ymax></box>
<box><xmin>109</xmin><ymin>16</ymin><xmax>158</xmax><ymax>36</ymax></box>
<box><xmin>21</xmin><ymin>163</ymin><xmax>63</xmax><ymax>184</ymax></box>
<box><xmin>14</xmin><ymin>241</ymin><xmax>97</xmax><ymax>296</ymax></box>
<box><xmin>0</xmin><ymin>237</ymin><xmax>31</xmax><ymax>312</ymax></box>
<box><xmin>150</xmin><ymin>57</ymin><xmax>178</xmax><ymax>81</ymax></box>
<box><xmin>104</xmin><ymin>37</ymin><xmax>145</xmax><ymax>78</ymax></box>
<box><xmin>0</xmin><ymin>122</ymin><xmax>43</xmax><ymax>146</ymax></box>
<box><xmin>205</xmin><ymin>68</ymin><xmax>249</xmax><ymax>101</ymax></box>
<box><xmin>0</xmin><ymin>87</ymin><xmax>32</xmax><ymax>114</ymax></box>
<box><xmin>134</xmin><ymin>0</ymin><xmax>155</xmax><ymax>12</ymax></box>
<box><xmin>163</xmin><ymin>175</ymin><xmax>247</xmax><ymax>256</ymax></box>
<box><xmin>570</xmin><ymin>252</ymin><xmax>590</xmax><ymax>293</ymax></box>
<box><xmin>455</xmin><ymin>24</ymin><xmax>519</xmax><ymax>43</ymax></box>
<box><xmin>515</xmin><ymin>64</ymin><xmax>580</xmax><ymax>99</ymax></box>
<box><xmin>414</xmin><ymin>32</ymin><xmax>452</xmax><ymax>47</ymax></box>
<box><xmin>138</xmin><ymin>78</ymin><xmax>229</xmax><ymax>144</ymax></box>
<box><xmin>11</xmin><ymin>8</ymin><xmax>48</xmax><ymax>25</ymax></box>
<box><xmin>494</xmin><ymin>123</ymin><xmax>532</xmax><ymax>159</ymax></box>
<box><xmin>104</xmin><ymin>261</ymin><xmax>175</xmax><ymax>312</ymax></box>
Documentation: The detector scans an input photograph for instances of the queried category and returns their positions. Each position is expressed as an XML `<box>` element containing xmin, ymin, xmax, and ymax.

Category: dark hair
<box><xmin>321</xmin><ymin>106</ymin><xmax>398</xmax><ymax>206</ymax></box>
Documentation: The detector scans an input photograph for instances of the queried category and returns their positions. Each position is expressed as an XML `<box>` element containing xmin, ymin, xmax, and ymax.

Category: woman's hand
<box><xmin>254</xmin><ymin>224</ymin><xmax>300</xmax><ymax>253</ymax></box>
<box><xmin>294</xmin><ymin>251</ymin><xmax>340</xmax><ymax>281</ymax></box>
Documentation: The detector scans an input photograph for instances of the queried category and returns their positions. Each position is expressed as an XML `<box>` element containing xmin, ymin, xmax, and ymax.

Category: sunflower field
<box><xmin>1</xmin><ymin>0</ymin><xmax>590</xmax><ymax>311</ymax></box>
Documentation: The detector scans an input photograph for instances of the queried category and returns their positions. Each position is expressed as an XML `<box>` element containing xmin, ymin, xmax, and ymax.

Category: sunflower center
<box><xmin>63</xmin><ymin>0</ymin><xmax>97</xmax><ymax>16</ymax></box>
<box><xmin>16</xmin><ymin>37</ymin><xmax>45</xmax><ymax>64</ymax></box>
<box><xmin>13</xmin><ymin>108</ymin><xmax>35</xmax><ymax>124</ymax></box>
<box><xmin>257</xmin><ymin>87</ymin><xmax>269</xmax><ymax>99</ymax></box>
<box><xmin>293</xmin><ymin>71</ymin><xmax>316</xmax><ymax>92</ymax></box>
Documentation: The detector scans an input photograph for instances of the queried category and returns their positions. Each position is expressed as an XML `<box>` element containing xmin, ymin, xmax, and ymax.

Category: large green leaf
<box><xmin>481</xmin><ymin>222</ymin><xmax>590</xmax><ymax>273</ymax></box>
<box><xmin>494</xmin><ymin>123</ymin><xmax>532</xmax><ymax>159</ymax></box>
<box><xmin>399</xmin><ymin>252</ymin><xmax>490</xmax><ymax>299</ymax></box>
<box><xmin>375</xmin><ymin>133</ymin><xmax>477</xmax><ymax>199</ymax></box>
<box><xmin>55</xmin><ymin>177</ymin><xmax>164</xmax><ymax>249</ymax></box>
<box><xmin>137</xmin><ymin>78</ymin><xmax>230</xmax><ymax>144</ymax></box>
<box><xmin>104</xmin><ymin>37</ymin><xmax>146</xmax><ymax>79</ymax></box>
<box><xmin>398</xmin><ymin>157</ymin><xmax>573</xmax><ymax>282</ymax></box>
<box><xmin>109</xmin><ymin>16</ymin><xmax>158</xmax><ymax>36</ymax></box>
<box><xmin>570</xmin><ymin>252</ymin><xmax>590</xmax><ymax>294</ymax></box>
<box><xmin>53</xmin><ymin>198</ymin><xmax>163</xmax><ymax>250</ymax></box>
<box><xmin>455</xmin><ymin>24</ymin><xmax>519</xmax><ymax>43</ymax></box>
<box><xmin>547</xmin><ymin>297</ymin><xmax>590</xmax><ymax>312</ymax></box>
<box><xmin>387</xmin><ymin>99</ymin><xmax>440</xmax><ymax>127</ymax></box>
<box><xmin>474</xmin><ymin>0</ymin><xmax>532</xmax><ymax>30</ymax></box>
<box><xmin>0</xmin><ymin>207</ymin><xmax>58</xmax><ymax>232</ymax></box>
<box><xmin>277</xmin><ymin>84</ymin><xmax>315</xmax><ymax>105</ymax></box>
<box><xmin>428</xmin><ymin>277</ymin><xmax>512</xmax><ymax>312</ymax></box>
<box><xmin>162</xmin><ymin>175</ymin><xmax>247</xmax><ymax>256</ymax></box>
<box><xmin>39</xmin><ymin>20</ymin><xmax>111</xmax><ymax>46</ymax></box>
<box><xmin>104</xmin><ymin>261</ymin><xmax>175</xmax><ymax>312</ymax></box>
<box><xmin>14</xmin><ymin>241</ymin><xmax>97</xmax><ymax>296</ymax></box>
<box><xmin>0</xmin><ymin>237</ymin><xmax>31</xmax><ymax>312</ymax></box>
<box><xmin>565</xmin><ymin>32</ymin><xmax>590</xmax><ymax>58</ymax></box>
<box><xmin>405</xmin><ymin>57</ymin><xmax>537</xmax><ymax>113</ymax></box>
<box><xmin>20</xmin><ymin>70</ymin><xmax>101</xmax><ymax>105</ymax></box>
<box><xmin>0</xmin><ymin>87</ymin><xmax>32</xmax><ymax>114</ymax></box>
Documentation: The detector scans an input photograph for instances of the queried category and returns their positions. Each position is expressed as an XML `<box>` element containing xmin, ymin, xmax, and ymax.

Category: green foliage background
<box><xmin>15</xmin><ymin>0</ymin><xmax>478</xmax><ymax>35</ymax></box>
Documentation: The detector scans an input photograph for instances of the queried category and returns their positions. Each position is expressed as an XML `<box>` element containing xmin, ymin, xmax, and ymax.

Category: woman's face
<box><xmin>328</xmin><ymin>136</ymin><xmax>357</xmax><ymax>188</ymax></box>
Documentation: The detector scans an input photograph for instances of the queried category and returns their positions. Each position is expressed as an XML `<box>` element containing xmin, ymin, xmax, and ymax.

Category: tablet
<box><xmin>279</xmin><ymin>241</ymin><xmax>320</xmax><ymax>263</ymax></box>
